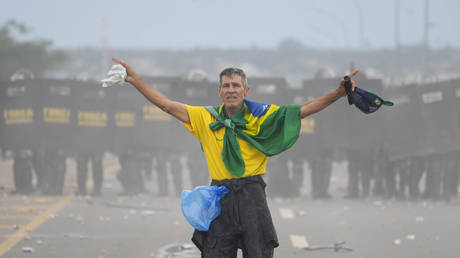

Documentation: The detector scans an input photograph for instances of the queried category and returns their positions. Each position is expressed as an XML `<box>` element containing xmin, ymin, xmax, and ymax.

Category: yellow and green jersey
<box><xmin>183</xmin><ymin>99</ymin><xmax>301</xmax><ymax>180</ymax></box>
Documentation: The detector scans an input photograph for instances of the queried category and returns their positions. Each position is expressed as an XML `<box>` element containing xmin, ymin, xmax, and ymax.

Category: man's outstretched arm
<box><xmin>112</xmin><ymin>57</ymin><xmax>190</xmax><ymax>123</ymax></box>
<box><xmin>300</xmin><ymin>69</ymin><xmax>358</xmax><ymax>119</ymax></box>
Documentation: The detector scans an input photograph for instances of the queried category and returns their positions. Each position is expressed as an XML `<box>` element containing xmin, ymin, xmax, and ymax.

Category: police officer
<box><xmin>117</xmin><ymin>149</ymin><xmax>145</xmax><ymax>195</ymax></box>
<box><xmin>290</xmin><ymin>158</ymin><xmax>305</xmax><ymax>198</ymax></box>
<box><xmin>187</xmin><ymin>146</ymin><xmax>209</xmax><ymax>188</ymax></box>
<box><xmin>267</xmin><ymin>154</ymin><xmax>291</xmax><ymax>198</ymax></box>
<box><xmin>345</xmin><ymin>148</ymin><xmax>373</xmax><ymax>199</ymax></box>
<box><xmin>310</xmin><ymin>148</ymin><xmax>333</xmax><ymax>199</ymax></box>
<box><xmin>42</xmin><ymin>148</ymin><xmax>67</xmax><ymax>195</ymax></box>
<box><xmin>76</xmin><ymin>151</ymin><xmax>104</xmax><ymax>196</ymax></box>
<box><xmin>407</xmin><ymin>156</ymin><xmax>425</xmax><ymax>200</ymax></box>
<box><xmin>32</xmin><ymin>148</ymin><xmax>46</xmax><ymax>193</ymax></box>
<box><xmin>11</xmin><ymin>149</ymin><xmax>34</xmax><ymax>195</ymax></box>
<box><xmin>168</xmin><ymin>152</ymin><xmax>183</xmax><ymax>197</ymax></box>
<box><xmin>153</xmin><ymin>149</ymin><xmax>169</xmax><ymax>196</ymax></box>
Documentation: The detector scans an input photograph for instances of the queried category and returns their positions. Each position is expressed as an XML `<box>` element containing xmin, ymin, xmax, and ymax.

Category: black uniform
<box><xmin>11</xmin><ymin>149</ymin><xmax>34</xmax><ymax>195</ymax></box>
<box><xmin>76</xmin><ymin>151</ymin><xmax>104</xmax><ymax>196</ymax></box>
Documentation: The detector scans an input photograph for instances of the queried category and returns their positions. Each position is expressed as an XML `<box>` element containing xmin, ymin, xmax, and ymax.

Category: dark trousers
<box><xmin>43</xmin><ymin>150</ymin><xmax>66</xmax><ymax>195</ymax></box>
<box><xmin>310</xmin><ymin>159</ymin><xmax>331</xmax><ymax>199</ymax></box>
<box><xmin>12</xmin><ymin>156</ymin><xmax>34</xmax><ymax>194</ymax></box>
<box><xmin>155</xmin><ymin>154</ymin><xmax>168</xmax><ymax>196</ymax></box>
<box><xmin>170</xmin><ymin>155</ymin><xmax>183</xmax><ymax>197</ymax></box>
<box><xmin>408</xmin><ymin>158</ymin><xmax>425</xmax><ymax>200</ymax></box>
<box><xmin>76</xmin><ymin>153</ymin><xmax>103</xmax><ymax>195</ymax></box>
<box><xmin>347</xmin><ymin>160</ymin><xmax>371</xmax><ymax>198</ymax></box>
<box><xmin>192</xmin><ymin>176</ymin><xmax>276</xmax><ymax>258</ymax></box>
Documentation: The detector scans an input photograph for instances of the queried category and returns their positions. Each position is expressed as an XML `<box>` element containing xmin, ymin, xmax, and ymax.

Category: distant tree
<box><xmin>0</xmin><ymin>20</ymin><xmax>67</xmax><ymax>80</ymax></box>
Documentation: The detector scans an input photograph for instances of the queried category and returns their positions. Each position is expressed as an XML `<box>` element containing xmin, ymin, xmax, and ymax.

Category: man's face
<box><xmin>218</xmin><ymin>75</ymin><xmax>249</xmax><ymax>110</ymax></box>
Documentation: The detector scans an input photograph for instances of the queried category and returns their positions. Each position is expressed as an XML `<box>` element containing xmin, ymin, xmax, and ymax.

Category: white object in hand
<box><xmin>101</xmin><ymin>64</ymin><xmax>127</xmax><ymax>87</ymax></box>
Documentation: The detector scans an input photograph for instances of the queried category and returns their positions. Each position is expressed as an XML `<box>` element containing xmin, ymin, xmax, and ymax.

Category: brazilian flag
<box><xmin>206</xmin><ymin>99</ymin><xmax>301</xmax><ymax>178</ymax></box>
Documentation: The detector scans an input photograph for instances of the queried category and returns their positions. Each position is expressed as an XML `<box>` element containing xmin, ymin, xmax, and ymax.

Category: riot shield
<box><xmin>382</xmin><ymin>84</ymin><xmax>423</xmax><ymax>161</ymax></box>
<box><xmin>0</xmin><ymin>80</ymin><xmax>40</xmax><ymax>151</ymax></box>
<box><xmin>344</xmin><ymin>78</ymin><xmax>385</xmax><ymax>151</ymax></box>
<box><xmin>417</xmin><ymin>80</ymin><xmax>459</xmax><ymax>155</ymax></box>
<box><xmin>303</xmin><ymin>77</ymin><xmax>386</xmax><ymax>152</ymax></box>
<box><xmin>71</xmin><ymin>80</ymin><xmax>110</xmax><ymax>154</ymax></box>
<box><xmin>452</xmin><ymin>79</ymin><xmax>460</xmax><ymax>151</ymax></box>
<box><xmin>247</xmin><ymin>77</ymin><xmax>288</xmax><ymax>106</ymax></box>
<box><xmin>171</xmin><ymin>79</ymin><xmax>219</xmax><ymax>154</ymax></box>
<box><xmin>104</xmin><ymin>85</ymin><xmax>141</xmax><ymax>153</ymax></box>
<box><xmin>302</xmin><ymin>78</ymin><xmax>349</xmax><ymax>152</ymax></box>
<box><xmin>282</xmin><ymin>87</ymin><xmax>322</xmax><ymax>159</ymax></box>
<box><xmin>0</xmin><ymin>81</ymin><xmax>5</xmax><ymax>150</ymax></box>
<box><xmin>34</xmin><ymin>79</ymin><xmax>75</xmax><ymax>153</ymax></box>
<box><xmin>136</xmin><ymin>76</ymin><xmax>182</xmax><ymax>153</ymax></box>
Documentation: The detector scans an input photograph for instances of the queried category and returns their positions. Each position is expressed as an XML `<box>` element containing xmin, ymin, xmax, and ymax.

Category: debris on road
<box><xmin>75</xmin><ymin>215</ymin><xmax>85</xmax><ymax>225</ymax></box>
<box><xmin>22</xmin><ymin>247</ymin><xmax>34</xmax><ymax>253</ymax></box>
<box><xmin>141</xmin><ymin>210</ymin><xmax>156</xmax><ymax>216</ymax></box>
<box><xmin>415</xmin><ymin>216</ymin><xmax>425</xmax><ymax>222</ymax></box>
<box><xmin>304</xmin><ymin>241</ymin><xmax>353</xmax><ymax>252</ymax></box>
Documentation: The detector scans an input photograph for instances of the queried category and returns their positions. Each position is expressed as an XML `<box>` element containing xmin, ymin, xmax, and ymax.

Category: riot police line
<box><xmin>1</xmin><ymin>75</ymin><xmax>459</xmax><ymax>201</ymax></box>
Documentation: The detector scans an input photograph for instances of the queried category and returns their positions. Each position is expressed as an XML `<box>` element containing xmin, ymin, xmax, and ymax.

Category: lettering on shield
<box><xmin>115</xmin><ymin>112</ymin><xmax>136</xmax><ymax>127</ymax></box>
<box><xmin>78</xmin><ymin>111</ymin><xmax>107</xmax><ymax>127</ymax></box>
<box><xmin>4</xmin><ymin>108</ymin><xmax>34</xmax><ymax>125</ymax></box>
<box><xmin>43</xmin><ymin>107</ymin><xmax>70</xmax><ymax>124</ymax></box>
<box><xmin>143</xmin><ymin>105</ymin><xmax>171</xmax><ymax>121</ymax></box>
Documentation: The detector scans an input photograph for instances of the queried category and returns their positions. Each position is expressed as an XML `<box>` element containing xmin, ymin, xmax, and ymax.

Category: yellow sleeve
<box><xmin>182</xmin><ymin>105</ymin><xmax>207</xmax><ymax>139</ymax></box>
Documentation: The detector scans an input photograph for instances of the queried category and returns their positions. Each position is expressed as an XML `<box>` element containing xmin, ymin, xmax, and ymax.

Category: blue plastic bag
<box><xmin>181</xmin><ymin>185</ymin><xmax>230</xmax><ymax>231</ymax></box>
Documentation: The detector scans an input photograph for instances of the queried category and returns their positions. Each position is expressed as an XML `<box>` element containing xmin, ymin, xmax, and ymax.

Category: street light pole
<box><xmin>422</xmin><ymin>0</ymin><xmax>430</xmax><ymax>83</ymax></box>
<box><xmin>394</xmin><ymin>0</ymin><xmax>401</xmax><ymax>84</ymax></box>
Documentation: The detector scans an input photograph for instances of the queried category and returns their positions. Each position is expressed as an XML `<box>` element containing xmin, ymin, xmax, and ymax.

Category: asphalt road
<box><xmin>1</xmin><ymin>158</ymin><xmax>460</xmax><ymax>258</ymax></box>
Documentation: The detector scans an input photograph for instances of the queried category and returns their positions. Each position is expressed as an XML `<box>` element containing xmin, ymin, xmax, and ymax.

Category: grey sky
<box><xmin>2</xmin><ymin>0</ymin><xmax>458</xmax><ymax>49</ymax></box>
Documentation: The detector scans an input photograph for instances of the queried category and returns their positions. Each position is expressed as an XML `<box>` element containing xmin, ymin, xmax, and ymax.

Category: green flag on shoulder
<box><xmin>205</xmin><ymin>99</ymin><xmax>301</xmax><ymax>178</ymax></box>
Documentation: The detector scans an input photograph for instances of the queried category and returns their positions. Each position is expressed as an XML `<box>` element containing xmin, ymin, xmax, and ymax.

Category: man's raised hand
<box><xmin>338</xmin><ymin>69</ymin><xmax>359</xmax><ymax>97</ymax></box>
<box><xmin>112</xmin><ymin>57</ymin><xmax>140</xmax><ymax>85</ymax></box>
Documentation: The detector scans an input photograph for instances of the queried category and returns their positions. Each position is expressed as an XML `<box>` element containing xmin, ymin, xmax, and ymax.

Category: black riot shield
<box><xmin>302</xmin><ymin>78</ymin><xmax>349</xmax><ymax>152</ymax></box>
<box><xmin>302</xmin><ymin>77</ymin><xmax>386</xmax><ymax>157</ymax></box>
<box><xmin>171</xmin><ymin>79</ymin><xmax>219</xmax><ymax>154</ymax></box>
<box><xmin>34</xmin><ymin>79</ymin><xmax>75</xmax><ymax>153</ymax></box>
<box><xmin>417</xmin><ymin>80</ymin><xmax>459</xmax><ymax>155</ymax></box>
<box><xmin>71</xmin><ymin>81</ymin><xmax>110</xmax><ymax>154</ymax></box>
<box><xmin>135</xmin><ymin>76</ymin><xmax>182</xmax><ymax>152</ymax></box>
<box><xmin>247</xmin><ymin>77</ymin><xmax>288</xmax><ymax>106</ymax></box>
<box><xmin>282</xmin><ymin>87</ymin><xmax>322</xmax><ymax>159</ymax></box>
<box><xmin>0</xmin><ymin>82</ymin><xmax>3</xmax><ymax>150</ymax></box>
<box><xmin>0</xmin><ymin>80</ymin><xmax>40</xmax><ymax>151</ymax></box>
<box><xmin>382</xmin><ymin>84</ymin><xmax>423</xmax><ymax>161</ymax></box>
<box><xmin>344</xmin><ymin>78</ymin><xmax>385</xmax><ymax>151</ymax></box>
<box><xmin>105</xmin><ymin>85</ymin><xmax>141</xmax><ymax>153</ymax></box>
<box><xmin>452</xmin><ymin>79</ymin><xmax>460</xmax><ymax>151</ymax></box>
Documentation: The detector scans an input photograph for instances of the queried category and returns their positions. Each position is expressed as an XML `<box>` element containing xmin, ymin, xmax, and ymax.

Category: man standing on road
<box><xmin>112</xmin><ymin>57</ymin><xmax>357</xmax><ymax>258</ymax></box>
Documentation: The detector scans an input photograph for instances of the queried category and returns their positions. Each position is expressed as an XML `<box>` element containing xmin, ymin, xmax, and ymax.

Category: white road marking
<box><xmin>279</xmin><ymin>208</ymin><xmax>295</xmax><ymax>219</ymax></box>
<box><xmin>289</xmin><ymin>234</ymin><xmax>309</xmax><ymax>249</ymax></box>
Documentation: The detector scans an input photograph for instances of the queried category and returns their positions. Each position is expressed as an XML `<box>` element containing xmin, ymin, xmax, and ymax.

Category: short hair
<box><xmin>219</xmin><ymin>67</ymin><xmax>247</xmax><ymax>88</ymax></box>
